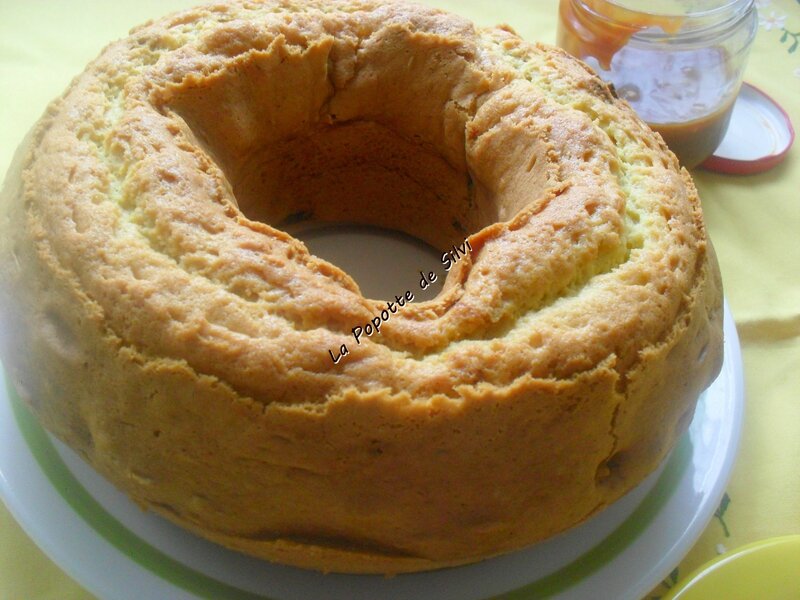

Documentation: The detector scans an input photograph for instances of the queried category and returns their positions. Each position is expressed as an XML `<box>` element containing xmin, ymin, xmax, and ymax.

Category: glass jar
<box><xmin>557</xmin><ymin>0</ymin><xmax>757</xmax><ymax>168</ymax></box>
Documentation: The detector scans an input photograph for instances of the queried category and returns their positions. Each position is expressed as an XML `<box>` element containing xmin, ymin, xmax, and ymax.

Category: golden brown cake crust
<box><xmin>0</xmin><ymin>0</ymin><xmax>722</xmax><ymax>574</ymax></box>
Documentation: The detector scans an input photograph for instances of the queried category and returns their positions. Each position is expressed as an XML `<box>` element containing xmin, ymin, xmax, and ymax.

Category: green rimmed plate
<box><xmin>0</xmin><ymin>303</ymin><xmax>743</xmax><ymax>600</ymax></box>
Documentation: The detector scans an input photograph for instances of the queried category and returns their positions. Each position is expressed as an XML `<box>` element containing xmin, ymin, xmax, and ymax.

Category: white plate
<box><xmin>0</xmin><ymin>303</ymin><xmax>743</xmax><ymax>600</ymax></box>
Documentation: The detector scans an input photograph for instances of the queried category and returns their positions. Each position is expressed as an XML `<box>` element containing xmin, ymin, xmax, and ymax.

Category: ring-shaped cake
<box><xmin>0</xmin><ymin>0</ymin><xmax>723</xmax><ymax>574</ymax></box>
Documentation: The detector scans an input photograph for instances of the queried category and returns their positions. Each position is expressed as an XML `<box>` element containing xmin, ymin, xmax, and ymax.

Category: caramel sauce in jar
<box><xmin>557</xmin><ymin>0</ymin><xmax>757</xmax><ymax>168</ymax></box>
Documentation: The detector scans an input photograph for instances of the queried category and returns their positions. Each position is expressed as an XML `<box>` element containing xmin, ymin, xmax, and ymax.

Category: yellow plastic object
<box><xmin>664</xmin><ymin>535</ymin><xmax>800</xmax><ymax>600</ymax></box>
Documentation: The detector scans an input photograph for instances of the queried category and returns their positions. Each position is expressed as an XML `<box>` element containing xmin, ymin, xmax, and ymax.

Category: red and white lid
<box><xmin>701</xmin><ymin>83</ymin><xmax>794</xmax><ymax>175</ymax></box>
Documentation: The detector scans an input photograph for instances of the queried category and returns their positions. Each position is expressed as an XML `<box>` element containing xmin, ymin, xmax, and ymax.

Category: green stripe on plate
<box><xmin>495</xmin><ymin>438</ymin><xmax>690</xmax><ymax>599</ymax></box>
<box><xmin>8</xmin><ymin>378</ymin><xmax>273</xmax><ymax>600</ymax></box>
<box><xmin>7</xmin><ymin>376</ymin><xmax>689</xmax><ymax>599</ymax></box>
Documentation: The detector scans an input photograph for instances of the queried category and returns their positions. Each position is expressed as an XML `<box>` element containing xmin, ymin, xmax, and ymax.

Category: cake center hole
<box><xmin>161</xmin><ymin>34</ymin><xmax>501</xmax><ymax>252</ymax></box>
<box><xmin>291</xmin><ymin>223</ymin><xmax>444</xmax><ymax>301</ymax></box>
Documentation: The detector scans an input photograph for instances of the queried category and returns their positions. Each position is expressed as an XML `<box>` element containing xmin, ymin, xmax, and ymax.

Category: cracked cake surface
<box><xmin>0</xmin><ymin>0</ymin><xmax>722</xmax><ymax>573</ymax></box>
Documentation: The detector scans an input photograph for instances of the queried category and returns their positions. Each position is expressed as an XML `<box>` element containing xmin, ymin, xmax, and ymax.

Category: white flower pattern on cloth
<box><xmin>794</xmin><ymin>66</ymin><xmax>800</xmax><ymax>77</ymax></box>
<box><xmin>759</xmin><ymin>10</ymin><xmax>787</xmax><ymax>30</ymax></box>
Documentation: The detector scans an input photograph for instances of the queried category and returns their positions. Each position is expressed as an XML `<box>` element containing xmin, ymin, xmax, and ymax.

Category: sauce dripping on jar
<box><xmin>557</xmin><ymin>0</ymin><xmax>757</xmax><ymax>168</ymax></box>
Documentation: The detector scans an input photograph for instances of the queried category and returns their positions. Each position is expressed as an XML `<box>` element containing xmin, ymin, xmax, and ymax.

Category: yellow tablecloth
<box><xmin>1</xmin><ymin>1</ymin><xmax>798</xmax><ymax>598</ymax></box>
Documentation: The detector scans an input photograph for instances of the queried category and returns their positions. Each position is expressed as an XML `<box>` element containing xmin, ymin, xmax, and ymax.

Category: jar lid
<box><xmin>701</xmin><ymin>83</ymin><xmax>794</xmax><ymax>175</ymax></box>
